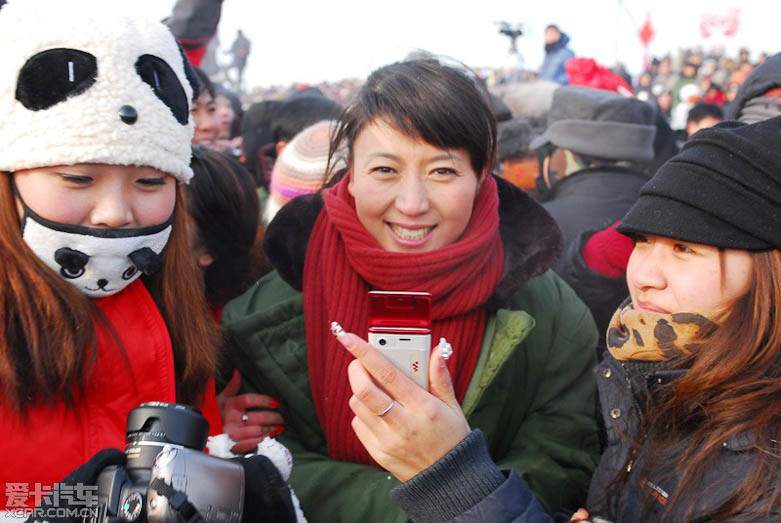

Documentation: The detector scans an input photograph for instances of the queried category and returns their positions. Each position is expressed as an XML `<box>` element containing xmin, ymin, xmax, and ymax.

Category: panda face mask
<box><xmin>16</xmin><ymin>189</ymin><xmax>172</xmax><ymax>298</ymax></box>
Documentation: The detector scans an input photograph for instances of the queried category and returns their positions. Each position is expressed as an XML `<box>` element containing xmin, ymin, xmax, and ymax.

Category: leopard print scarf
<box><xmin>606</xmin><ymin>299</ymin><xmax>717</xmax><ymax>361</ymax></box>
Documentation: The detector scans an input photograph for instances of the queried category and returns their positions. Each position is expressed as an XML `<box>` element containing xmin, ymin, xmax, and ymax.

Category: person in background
<box><xmin>227</xmin><ymin>29</ymin><xmax>251</xmax><ymax>89</ymax></box>
<box><xmin>222</xmin><ymin>58</ymin><xmax>600</xmax><ymax>521</ymax></box>
<box><xmin>186</xmin><ymin>147</ymin><xmax>264</xmax><ymax>314</ymax></box>
<box><xmin>727</xmin><ymin>52</ymin><xmax>781</xmax><ymax>123</ymax></box>
<box><xmin>241</xmin><ymin>99</ymin><xmax>282</xmax><ymax>187</ymax></box>
<box><xmin>264</xmin><ymin>120</ymin><xmax>345</xmax><ymax>225</ymax></box>
<box><xmin>341</xmin><ymin>116</ymin><xmax>781</xmax><ymax>523</ymax></box>
<box><xmin>670</xmin><ymin>83</ymin><xmax>703</xmax><ymax>131</ymax></box>
<box><xmin>191</xmin><ymin>67</ymin><xmax>220</xmax><ymax>147</ymax></box>
<box><xmin>214</xmin><ymin>85</ymin><xmax>243</xmax><ymax>141</ymax></box>
<box><xmin>671</xmin><ymin>61</ymin><xmax>699</xmax><ymax>107</ymax></box>
<box><xmin>685</xmin><ymin>102</ymin><xmax>723</xmax><ymax>139</ymax></box>
<box><xmin>539</xmin><ymin>24</ymin><xmax>574</xmax><ymax>85</ymax></box>
<box><xmin>185</xmin><ymin>146</ymin><xmax>281</xmax><ymax>454</ymax></box>
<box><xmin>494</xmin><ymin>117</ymin><xmax>547</xmax><ymax>198</ymax></box>
<box><xmin>531</xmin><ymin>87</ymin><xmax>656</xmax><ymax>348</ymax></box>
<box><xmin>655</xmin><ymin>88</ymin><xmax>673</xmax><ymax>122</ymax></box>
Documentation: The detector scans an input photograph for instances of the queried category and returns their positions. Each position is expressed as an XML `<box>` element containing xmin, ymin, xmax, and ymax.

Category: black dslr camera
<box><xmin>92</xmin><ymin>402</ymin><xmax>244</xmax><ymax>523</ymax></box>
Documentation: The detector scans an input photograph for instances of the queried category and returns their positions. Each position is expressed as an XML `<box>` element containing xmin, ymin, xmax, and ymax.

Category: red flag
<box><xmin>638</xmin><ymin>14</ymin><xmax>655</xmax><ymax>48</ymax></box>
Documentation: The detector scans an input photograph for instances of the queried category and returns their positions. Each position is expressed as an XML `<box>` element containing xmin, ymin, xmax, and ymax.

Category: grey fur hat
<box><xmin>530</xmin><ymin>86</ymin><xmax>656</xmax><ymax>161</ymax></box>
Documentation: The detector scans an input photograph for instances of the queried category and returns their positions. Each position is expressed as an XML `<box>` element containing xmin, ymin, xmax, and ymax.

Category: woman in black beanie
<box><xmin>336</xmin><ymin>116</ymin><xmax>781</xmax><ymax>522</ymax></box>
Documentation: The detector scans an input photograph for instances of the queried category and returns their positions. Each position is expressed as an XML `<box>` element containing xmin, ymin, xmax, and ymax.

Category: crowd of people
<box><xmin>2</xmin><ymin>0</ymin><xmax>781</xmax><ymax>522</ymax></box>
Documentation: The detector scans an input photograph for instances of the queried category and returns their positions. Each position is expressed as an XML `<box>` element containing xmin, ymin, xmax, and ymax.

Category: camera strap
<box><xmin>149</xmin><ymin>477</ymin><xmax>205</xmax><ymax>523</ymax></box>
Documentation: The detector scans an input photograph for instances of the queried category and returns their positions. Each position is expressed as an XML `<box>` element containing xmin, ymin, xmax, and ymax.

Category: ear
<box><xmin>197</xmin><ymin>251</ymin><xmax>214</xmax><ymax>268</ymax></box>
<box><xmin>191</xmin><ymin>239</ymin><xmax>214</xmax><ymax>268</ymax></box>
<box><xmin>346</xmin><ymin>169</ymin><xmax>356</xmax><ymax>198</ymax></box>
<box><xmin>477</xmin><ymin>168</ymin><xmax>489</xmax><ymax>190</ymax></box>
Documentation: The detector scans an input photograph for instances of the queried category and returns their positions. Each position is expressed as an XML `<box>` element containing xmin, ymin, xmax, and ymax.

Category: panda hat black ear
<box><xmin>177</xmin><ymin>43</ymin><xmax>200</xmax><ymax>102</ymax></box>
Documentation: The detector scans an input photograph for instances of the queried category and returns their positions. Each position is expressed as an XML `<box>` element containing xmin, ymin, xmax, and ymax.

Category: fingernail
<box><xmin>270</xmin><ymin>399</ymin><xmax>280</xmax><ymax>408</ymax></box>
<box><xmin>436</xmin><ymin>337</ymin><xmax>453</xmax><ymax>361</ymax></box>
<box><xmin>330</xmin><ymin>321</ymin><xmax>346</xmax><ymax>337</ymax></box>
<box><xmin>270</xmin><ymin>425</ymin><xmax>285</xmax><ymax>438</ymax></box>
<box><xmin>330</xmin><ymin>322</ymin><xmax>355</xmax><ymax>350</ymax></box>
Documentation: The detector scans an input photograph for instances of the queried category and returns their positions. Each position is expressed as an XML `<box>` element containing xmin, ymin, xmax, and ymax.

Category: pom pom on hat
<box><xmin>0</xmin><ymin>0</ymin><xmax>196</xmax><ymax>182</ymax></box>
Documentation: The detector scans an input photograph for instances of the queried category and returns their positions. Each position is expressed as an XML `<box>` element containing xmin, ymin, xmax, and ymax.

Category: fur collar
<box><xmin>263</xmin><ymin>175</ymin><xmax>563</xmax><ymax>309</ymax></box>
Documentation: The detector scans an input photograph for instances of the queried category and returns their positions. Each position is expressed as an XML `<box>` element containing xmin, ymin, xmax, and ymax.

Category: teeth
<box><xmin>390</xmin><ymin>224</ymin><xmax>432</xmax><ymax>241</ymax></box>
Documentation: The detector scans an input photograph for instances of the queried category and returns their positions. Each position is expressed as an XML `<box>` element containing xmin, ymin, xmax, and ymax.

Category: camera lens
<box><xmin>379</xmin><ymin>338</ymin><xmax>387</xmax><ymax>346</ymax></box>
<box><xmin>126</xmin><ymin>402</ymin><xmax>210</xmax><ymax>450</ymax></box>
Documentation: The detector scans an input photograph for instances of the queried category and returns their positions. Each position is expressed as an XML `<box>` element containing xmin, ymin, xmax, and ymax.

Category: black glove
<box><xmin>234</xmin><ymin>454</ymin><xmax>297</xmax><ymax>523</ymax></box>
<box><xmin>25</xmin><ymin>448</ymin><xmax>126</xmax><ymax>523</ymax></box>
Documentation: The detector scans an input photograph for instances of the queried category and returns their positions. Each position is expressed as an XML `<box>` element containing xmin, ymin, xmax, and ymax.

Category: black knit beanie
<box><xmin>617</xmin><ymin>116</ymin><xmax>781</xmax><ymax>250</ymax></box>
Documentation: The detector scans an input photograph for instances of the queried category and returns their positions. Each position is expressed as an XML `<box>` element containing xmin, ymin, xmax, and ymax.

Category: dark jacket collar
<box><xmin>545</xmin><ymin>33</ymin><xmax>570</xmax><ymax>54</ymax></box>
<box><xmin>263</xmin><ymin>175</ymin><xmax>563</xmax><ymax>309</ymax></box>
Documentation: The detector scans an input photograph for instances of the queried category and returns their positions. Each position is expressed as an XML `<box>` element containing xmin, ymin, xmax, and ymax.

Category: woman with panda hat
<box><xmin>0</xmin><ymin>2</ymin><xmax>296</xmax><ymax>521</ymax></box>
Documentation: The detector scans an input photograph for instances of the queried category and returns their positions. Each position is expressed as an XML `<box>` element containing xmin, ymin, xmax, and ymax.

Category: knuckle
<box><xmin>420</xmin><ymin>403</ymin><xmax>439</xmax><ymax>422</ymax></box>
<box><xmin>354</xmin><ymin>384</ymin><xmax>373</xmax><ymax>404</ymax></box>
<box><xmin>377</xmin><ymin>364</ymin><xmax>400</xmax><ymax>386</ymax></box>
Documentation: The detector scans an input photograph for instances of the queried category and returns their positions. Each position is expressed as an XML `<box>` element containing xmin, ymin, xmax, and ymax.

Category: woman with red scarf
<box><xmin>221</xmin><ymin>59</ymin><xmax>600</xmax><ymax>522</ymax></box>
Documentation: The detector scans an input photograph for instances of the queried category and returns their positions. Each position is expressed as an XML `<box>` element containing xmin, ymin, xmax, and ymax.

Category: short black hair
<box><xmin>271</xmin><ymin>96</ymin><xmax>342</xmax><ymax>143</ymax></box>
<box><xmin>329</xmin><ymin>59</ymin><xmax>497</xmax><ymax>176</ymax></box>
<box><xmin>193</xmin><ymin>67</ymin><xmax>215</xmax><ymax>100</ymax></box>
<box><xmin>687</xmin><ymin>103</ymin><xmax>724</xmax><ymax>124</ymax></box>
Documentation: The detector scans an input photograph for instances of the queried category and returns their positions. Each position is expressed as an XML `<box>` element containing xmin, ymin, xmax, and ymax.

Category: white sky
<box><xmin>135</xmin><ymin>0</ymin><xmax>780</xmax><ymax>88</ymax></box>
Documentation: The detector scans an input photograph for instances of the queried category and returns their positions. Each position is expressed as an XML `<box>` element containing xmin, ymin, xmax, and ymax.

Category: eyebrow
<box><xmin>366</xmin><ymin>152</ymin><xmax>460</xmax><ymax>164</ymax></box>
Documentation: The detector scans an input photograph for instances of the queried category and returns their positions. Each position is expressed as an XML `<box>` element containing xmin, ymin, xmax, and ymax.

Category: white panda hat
<box><xmin>0</xmin><ymin>0</ymin><xmax>196</xmax><ymax>182</ymax></box>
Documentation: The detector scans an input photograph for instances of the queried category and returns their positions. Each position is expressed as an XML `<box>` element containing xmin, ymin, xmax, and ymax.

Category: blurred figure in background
<box><xmin>685</xmin><ymin>102</ymin><xmax>723</xmax><ymax>139</ymax></box>
<box><xmin>215</xmin><ymin>85</ymin><xmax>243</xmax><ymax>140</ymax></box>
<box><xmin>727</xmin><ymin>52</ymin><xmax>781</xmax><ymax>123</ymax></box>
<box><xmin>495</xmin><ymin>117</ymin><xmax>547</xmax><ymax>198</ymax></box>
<box><xmin>532</xmin><ymin>86</ymin><xmax>656</xmax><ymax>349</ymax></box>
<box><xmin>540</xmin><ymin>24</ymin><xmax>574</xmax><ymax>85</ymax></box>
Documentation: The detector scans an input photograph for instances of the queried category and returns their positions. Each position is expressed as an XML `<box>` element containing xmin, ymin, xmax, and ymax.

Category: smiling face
<box><xmin>13</xmin><ymin>163</ymin><xmax>176</xmax><ymax>228</ymax></box>
<box><xmin>191</xmin><ymin>90</ymin><xmax>219</xmax><ymax>146</ymax></box>
<box><xmin>347</xmin><ymin>119</ymin><xmax>482</xmax><ymax>253</ymax></box>
<box><xmin>627</xmin><ymin>234</ymin><xmax>754</xmax><ymax>316</ymax></box>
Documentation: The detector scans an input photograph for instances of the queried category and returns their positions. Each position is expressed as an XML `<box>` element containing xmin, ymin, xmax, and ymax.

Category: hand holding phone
<box><xmin>367</xmin><ymin>291</ymin><xmax>431</xmax><ymax>390</ymax></box>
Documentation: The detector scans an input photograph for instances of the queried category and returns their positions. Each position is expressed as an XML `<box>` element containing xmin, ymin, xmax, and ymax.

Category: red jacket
<box><xmin>0</xmin><ymin>280</ymin><xmax>221</xmax><ymax>507</ymax></box>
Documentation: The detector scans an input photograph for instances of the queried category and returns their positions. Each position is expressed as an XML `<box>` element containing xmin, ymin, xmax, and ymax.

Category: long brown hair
<box><xmin>621</xmin><ymin>249</ymin><xmax>781</xmax><ymax>520</ymax></box>
<box><xmin>0</xmin><ymin>175</ymin><xmax>217</xmax><ymax>412</ymax></box>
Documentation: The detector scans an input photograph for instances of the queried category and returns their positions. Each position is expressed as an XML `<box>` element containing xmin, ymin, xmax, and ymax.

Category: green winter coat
<box><xmin>221</xmin><ymin>176</ymin><xmax>600</xmax><ymax>522</ymax></box>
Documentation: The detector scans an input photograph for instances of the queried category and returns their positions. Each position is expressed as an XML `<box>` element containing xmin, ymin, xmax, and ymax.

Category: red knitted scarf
<box><xmin>302</xmin><ymin>174</ymin><xmax>504</xmax><ymax>465</ymax></box>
